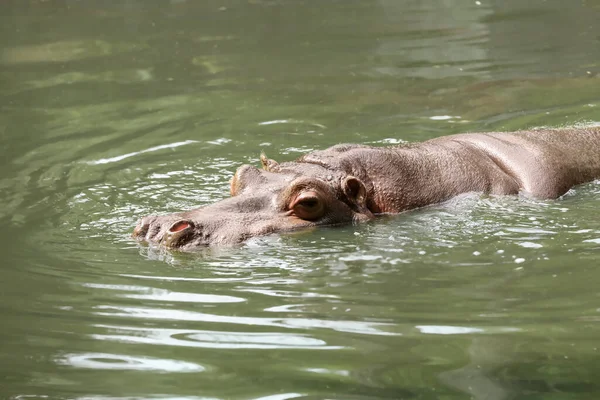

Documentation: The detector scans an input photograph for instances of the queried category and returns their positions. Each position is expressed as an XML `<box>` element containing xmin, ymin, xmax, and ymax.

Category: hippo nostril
<box><xmin>168</xmin><ymin>220</ymin><xmax>194</xmax><ymax>233</ymax></box>
<box><xmin>164</xmin><ymin>220</ymin><xmax>195</xmax><ymax>248</ymax></box>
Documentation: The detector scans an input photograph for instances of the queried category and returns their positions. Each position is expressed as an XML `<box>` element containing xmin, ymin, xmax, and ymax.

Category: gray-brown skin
<box><xmin>133</xmin><ymin>127</ymin><xmax>600</xmax><ymax>249</ymax></box>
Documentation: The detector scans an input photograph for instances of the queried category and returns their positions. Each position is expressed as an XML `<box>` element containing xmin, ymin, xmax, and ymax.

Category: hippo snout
<box><xmin>133</xmin><ymin>215</ymin><xmax>197</xmax><ymax>248</ymax></box>
<box><xmin>132</xmin><ymin>216</ymin><xmax>154</xmax><ymax>238</ymax></box>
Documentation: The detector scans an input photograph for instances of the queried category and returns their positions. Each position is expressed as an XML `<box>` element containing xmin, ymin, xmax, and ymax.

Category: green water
<box><xmin>1</xmin><ymin>1</ymin><xmax>600</xmax><ymax>399</ymax></box>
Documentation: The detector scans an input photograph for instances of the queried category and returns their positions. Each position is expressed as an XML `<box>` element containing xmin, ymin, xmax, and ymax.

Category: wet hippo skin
<box><xmin>133</xmin><ymin>127</ymin><xmax>600</xmax><ymax>249</ymax></box>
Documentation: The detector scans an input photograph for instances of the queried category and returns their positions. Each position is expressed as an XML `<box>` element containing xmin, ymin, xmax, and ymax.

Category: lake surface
<box><xmin>1</xmin><ymin>1</ymin><xmax>600</xmax><ymax>399</ymax></box>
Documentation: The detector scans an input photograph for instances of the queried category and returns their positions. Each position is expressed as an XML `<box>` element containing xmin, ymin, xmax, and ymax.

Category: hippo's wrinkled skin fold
<box><xmin>133</xmin><ymin>127</ymin><xmax>600</xmax><ymax>249</ymax></box>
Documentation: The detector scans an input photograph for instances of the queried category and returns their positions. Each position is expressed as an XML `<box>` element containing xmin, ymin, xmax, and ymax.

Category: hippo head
<box><xmin>132</xmin><ymin>154</ymin><xmax>375</xmax><ymax>249</ymax></box>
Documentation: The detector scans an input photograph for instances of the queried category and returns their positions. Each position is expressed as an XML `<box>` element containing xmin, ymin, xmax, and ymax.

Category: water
<box><xmin>1</xmin><ymin>1</ymin><xmax>600</xmax><ymax>399</ymax></box>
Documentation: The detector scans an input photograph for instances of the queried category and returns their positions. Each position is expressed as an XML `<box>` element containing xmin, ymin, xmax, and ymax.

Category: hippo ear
<box><xmin>342</xmin><ymin>176</ymin><xmax>368</xmax><ymax>209</ymax></box>
<box><xmin>260</xmin><ymin>152</ymin><xmax>280</xmax><ymax>172</ymax></box>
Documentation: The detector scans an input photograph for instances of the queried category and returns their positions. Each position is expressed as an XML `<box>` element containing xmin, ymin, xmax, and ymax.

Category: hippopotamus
<box><xmin>133</xmin><ymin>127</ymin><xmax>600</xmax><ymax>249</ymax></box>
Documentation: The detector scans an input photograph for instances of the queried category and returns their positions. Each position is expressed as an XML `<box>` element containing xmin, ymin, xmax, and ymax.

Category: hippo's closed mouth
<box><xmin>133</xmin><ymin>127</ymin><xmax>600</xmax><ymax>249</ymax></box>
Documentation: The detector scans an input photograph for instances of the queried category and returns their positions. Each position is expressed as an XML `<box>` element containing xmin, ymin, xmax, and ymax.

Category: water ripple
<box><xmin>86</xmin><ymin>140</ymin><xmax>199</xmax><ymax>165</ymax></box>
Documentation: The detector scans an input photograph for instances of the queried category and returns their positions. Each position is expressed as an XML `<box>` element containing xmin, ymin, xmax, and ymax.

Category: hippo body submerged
<box><xmin>133</xmin><ymin>127</ymin><xmax>600</xmax><ymax>249</ymax></box>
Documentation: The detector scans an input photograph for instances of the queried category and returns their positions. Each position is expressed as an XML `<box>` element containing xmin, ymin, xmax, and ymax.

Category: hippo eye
<box><xmin>291</xmin><ymin>191</ymin><xmax>325</xmax><ymax>220</ymax></box>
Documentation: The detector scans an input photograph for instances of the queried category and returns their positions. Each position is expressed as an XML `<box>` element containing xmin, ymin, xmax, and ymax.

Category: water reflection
<box><xmin>417</xmin><ymin>325</ymin><xmax>483</xmax><ymax>335</ymax></box>
<box><xmin>94</xmin><ymin>305</ymin><xmax>399</xmax><ymax>336</ymax></box>
<box><xmin>87</xmin><ymin>140</ymin><xmax>199</xmax><ymax>165</ymax></box>
<box><xmin>84</xmin><ymin>283</ymin><xmax>245</xmax><ymax>303</ymax></box>
<box><xmin>92</xmin><ymin>325</ymin><xmax>340</xmax><ymax>350</ymax></box>
<box><xmin>415</xmin><ymin>325</ymin><xmax>520</xmax><ymax>335</ymax></box>
<box><xmin>72</xmin><ymin>397</ymin><xmax>216</xmax><ymax>400</ymax></box>
<box><xmin>57</xmin><ymin>352</ymin><xmax>204</xmax><ymax>373</ymax></box>
<box><xmin>1</xmin><ymin>40</ymin><xmax>142</xmax><ymax>64</ymax></box>
<box><xmin>374</xmin><ymin>0</ymin><xmax>493</xmax><ymax>79</ymax></box>
<box><xmin>252</xmin><ymin>394</ymin><xmax>303</xmax><ymax>400</ymax></box>
<box><xmin>121</xmin><ymin>274</ymin><xmax>250</xmax><ymax>283</ymax></box>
